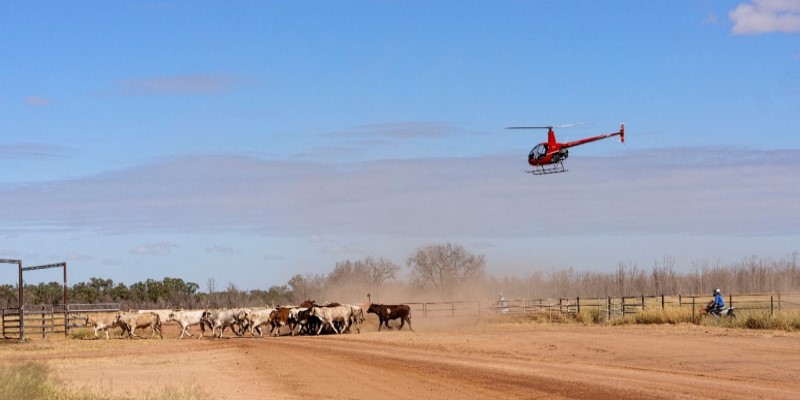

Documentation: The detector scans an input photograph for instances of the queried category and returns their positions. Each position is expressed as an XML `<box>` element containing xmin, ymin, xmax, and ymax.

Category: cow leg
<box><xmin>405</xmin><ymin>317</ymin><xmax>414</xmax><ymax>332</ymax></box>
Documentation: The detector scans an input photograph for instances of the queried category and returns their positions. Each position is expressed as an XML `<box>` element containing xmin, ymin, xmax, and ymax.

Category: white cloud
<box><xmin>730</xmin><ymin>0</ymin><xmax>800</xmax><ymax>35</ymax></box>
<box><xmin>130</xmin><ymin>242</ymin><xmax>179</xmax><ymax>256</ymax></box>
<box><xmin>0</xmin><ymin>149</ymin><xmax>798</xmax><ymax>239</ymax></box>
<box><xmin>67</xmin><ymin>253</ymin><xmax>94</xmax><ymax>262</ymax></box>
<box><xmin>205</xmin><ymin>245</ymin><xmax>238</xmax><ymax>255</ymax></box>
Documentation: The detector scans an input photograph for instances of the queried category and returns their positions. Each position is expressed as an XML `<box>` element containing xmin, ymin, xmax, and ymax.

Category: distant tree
<box><xmin>407</xmin><ymin>242</ymin><xmax>485</xmax><ymax>291</ymax></box>
<box><xmin>288</xmin><ymin>273</ymin><xmax>324</xmax><ymax>303</ymax></box>
<box><xmin>0</xmin><ymin>284</ymin><xmax>16</xmax><ymax>308</ymax></box>
<box><xmin>27</xmin><ymin>282</ymin><xmax>63</xmax><ymax>305</ymax></box>
<box><xmin>328</xmin><ymin>257</ymin><xmax>400</xmax><ymax>288</ymax></box>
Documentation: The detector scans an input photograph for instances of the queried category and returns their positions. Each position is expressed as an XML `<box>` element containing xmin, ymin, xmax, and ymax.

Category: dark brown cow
<box><xmin>367</xmin><ymin>304</ymin><xmax>413</xmax><ymax>332</ymax></box>
<box><xmin>268</xmin><ymin>307</ymin><xmax>299</xmax><ymax>337</ymax></box>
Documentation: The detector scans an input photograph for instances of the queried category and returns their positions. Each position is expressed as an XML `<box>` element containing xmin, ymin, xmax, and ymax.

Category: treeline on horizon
<box><xmin>1</xmin><ymin>243</ymin><xmax>798</xmax><ymax>310</ymax></box>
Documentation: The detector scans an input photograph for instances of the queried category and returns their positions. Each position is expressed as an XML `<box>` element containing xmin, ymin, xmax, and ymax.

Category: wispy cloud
<box><xmin>0</xmin><ymin>149</ymin><xmax>798</xmax><ymax>239</ymax></box>
<box><xmin>130</xmin><ymin>242</ymin><xmax>179</xmax><ymax>256</ymax></box>
<box><xmin>67</xmin><ymin>253</ymin><xmax>95</xmax><ymax>262</ymax></box>
<box><xmin>0</xmin><ymin>143</ymin><xmax>72</xmax><ymax>158</ymax></box>
<box><xmin>730</xmin><ymin>0</ymin><xmax>800</xmax><ymax>35</ymax></box>
<box><xmin>329</xmin><ymin>121</ymin><xmax>460</xmax><ymax>139</ymax></box>
<box><xmin>205</xmin><ymin>244</ymin><xmax>238</xmax><ymax>255</ymax></box>
<box><xmin>103</xmin><ymin>74</ymin><xmax>254</xmax><ymax>96</ymax></box>
<box><xmin>25</xmin><ymin>96</ymin><xmax>53</xmax><ymax>106</ymax></box>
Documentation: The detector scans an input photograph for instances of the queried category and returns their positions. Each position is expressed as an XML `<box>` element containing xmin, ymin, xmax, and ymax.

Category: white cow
<box><xmin>244</xmin><ymin>308</ymin><xmax>275</xmax><ymax>337</ymax></box>
<box><xmin>168</xmin><ymin>310</ymin><xmax>209</xmax><ymax>339</ymax></box>
<box><xmin>202</xmin><ymin>309</ymin><xmax>247</xmax><ymax>338</ymax></box>
<box><xmin>85</xmin><ymin>312</ymin><xmax>124</xmax><ymax>340</ymax></box>
<box><xmin>116</xmin><ymin>311</ymin><xmax>163</xmax><ymax>339</ymax></box>
<box><xmin>137</xmin><ymin>309</ymin><xmax>173</xmax><ymax>326</ymax></box>
<box><xmin>308</xmin><ymin>305</ymin><xmax>353</xmax><ymax>335</ymax></box>
<box><xmin>347</xmin><ymin>304</ymin><xmax>365</xmax><ymax>334</ymax></box>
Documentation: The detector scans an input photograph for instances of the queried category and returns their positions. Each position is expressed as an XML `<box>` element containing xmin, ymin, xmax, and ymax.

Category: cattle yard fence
<box><xmin>405</xmin><ymin>293</ymin><xmax>800</xmax><ymax>321</ymax></box>
<box><xmin>1</xmin><ymin>303</ymin><xmax>120</xmax><ymax>340</ymax></box>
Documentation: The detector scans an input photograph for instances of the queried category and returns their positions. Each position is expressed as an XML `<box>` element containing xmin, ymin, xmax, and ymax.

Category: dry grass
<box><xmin>0</xmin><ymin>362</ymin><xmax>208</xmax><ymax>400</ymax></box>
<box><xmin>701</xmin><ymin>311</ymin><xmax>800</xmax><ymax>331</ymax></box>
<box><xmin>489</xmin><ymin>307</ymin><xmax>800</xmax><ymax>332</ymax></box>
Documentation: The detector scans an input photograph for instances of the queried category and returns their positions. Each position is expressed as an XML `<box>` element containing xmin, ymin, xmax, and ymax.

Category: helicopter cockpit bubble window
<box><xmin>529</xmin><ymin>143</ymin><xmax>548</xmax><ymax>160</ymax></box>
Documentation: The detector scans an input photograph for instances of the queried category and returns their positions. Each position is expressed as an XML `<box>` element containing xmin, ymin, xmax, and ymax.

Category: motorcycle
<box><xmin>704</xmin><ymin>303</ymin><xmax>736</xmax><ymax>318</ymax></box>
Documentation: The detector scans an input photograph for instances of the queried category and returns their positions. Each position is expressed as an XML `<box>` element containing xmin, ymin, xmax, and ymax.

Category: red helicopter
<box><xmin>506</xmin><ymin>123</ymin><xmax>625</xmax><ymax>175</ymax></box>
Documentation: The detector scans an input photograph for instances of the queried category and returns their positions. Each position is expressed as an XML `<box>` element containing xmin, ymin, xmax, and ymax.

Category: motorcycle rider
<box><xmin>708</xmin><ymin>288</ymin><xmax>725</xmax><ymax>315</ymax></box>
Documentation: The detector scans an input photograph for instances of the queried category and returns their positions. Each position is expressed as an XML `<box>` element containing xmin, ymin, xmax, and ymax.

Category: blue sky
<box><xmin>1</xmin><ymin>1</ymin><xmax>799</xmax><ymax>291</ymax></box>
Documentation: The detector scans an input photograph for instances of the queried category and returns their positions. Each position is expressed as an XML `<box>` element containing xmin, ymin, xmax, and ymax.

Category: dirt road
<box><xmin>2</xmin><ymin>321</ymin><xmax>798</xmax><ymax>399</ymax></box>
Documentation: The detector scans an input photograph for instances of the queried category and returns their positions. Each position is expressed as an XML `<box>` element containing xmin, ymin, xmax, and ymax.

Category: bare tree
<box><xmin>407</xmin><ymin>242</ymin><xmax>485</xmax><ymax>291</ymax></box>
<box><xmin>288</xmin><ymin>273</ymin><xmax>324</xmax><ymax>303</ymax></box>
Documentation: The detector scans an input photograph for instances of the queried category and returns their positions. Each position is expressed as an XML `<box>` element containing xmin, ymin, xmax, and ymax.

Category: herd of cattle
<box><xmin>84</xmin><ymin>301</ymin><xmax>413</xmax><ymax>340</ymax></box>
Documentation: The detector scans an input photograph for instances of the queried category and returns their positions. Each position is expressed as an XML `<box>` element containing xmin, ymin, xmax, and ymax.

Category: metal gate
<box><xmin>2</xmin><ymin>304</ymin><xmax>120</xmax><ymax>340</ymax></box>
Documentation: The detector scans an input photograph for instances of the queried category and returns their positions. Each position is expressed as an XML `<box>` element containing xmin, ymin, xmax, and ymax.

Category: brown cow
<box><xmin>367</xmin><ymin>304</ymin><xmax>413</xmax><ymax>332</ymax></box>
<box><xmin>268</xmin><ymin>307</ymin><xmax>300</xmax><ymax>337</ymax></box>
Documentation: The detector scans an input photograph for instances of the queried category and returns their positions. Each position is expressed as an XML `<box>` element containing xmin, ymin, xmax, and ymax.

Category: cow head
<box><xmin>367</xmin><ymin>304</ymin><xmax>381</xmax><ymax>315</ymax></box>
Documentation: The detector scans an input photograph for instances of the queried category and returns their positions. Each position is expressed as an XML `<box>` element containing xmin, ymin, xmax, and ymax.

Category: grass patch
<box><xmin>69</xmin><ymin>328</ymin><xmax>97</xmax><ymax>340</ymax></box>
<box><xmin>700</xmin><ymin>311</ymin><xmax>800</xmax><ymax>332</ymax></box>
<box><xmin>0</xmin><ymin>362</ymin><xmax>208</xmax><ymax>400</ymax></box>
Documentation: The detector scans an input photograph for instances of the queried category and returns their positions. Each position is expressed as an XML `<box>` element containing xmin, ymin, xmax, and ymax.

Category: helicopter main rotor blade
<box><xmin>554</xmin><ymin>122</ymin><xmax>591</xmax><ymax>128</ymax></box>
<box><xmin>505</xmin><ymin>126</ymin><xmax>552</xmax><ymax>130</ymax></box>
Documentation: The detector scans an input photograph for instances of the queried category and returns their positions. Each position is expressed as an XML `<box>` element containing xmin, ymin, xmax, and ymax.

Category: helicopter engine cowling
<box><xmin>551</xmin><ymin>149</ymin><xmax>569</xmax><ymax>163</ymax></box>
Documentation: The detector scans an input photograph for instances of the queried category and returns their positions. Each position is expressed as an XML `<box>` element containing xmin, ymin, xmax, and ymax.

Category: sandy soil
<box><xmin>1</xmin><ymin>318</ymin><xmax>799</xmax><ymax>400</ymax></box>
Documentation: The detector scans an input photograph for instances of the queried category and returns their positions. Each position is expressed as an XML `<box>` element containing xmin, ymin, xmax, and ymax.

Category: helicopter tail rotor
<box><xmin>619</xmin><ymin>123</ymin><xmax>625</xmax><ymax>143</ymax></box>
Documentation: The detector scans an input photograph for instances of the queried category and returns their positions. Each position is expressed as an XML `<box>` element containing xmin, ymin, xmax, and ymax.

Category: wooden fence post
<box><xmin>770</xmin><ymin>296</ymin><xmax>774</xmax><ymax>316</ymax></box>
<box><xmin>661</xmin><ymin>294</ymin><xmax>665</xmax><ymax>310</ymax></box>
<box><xmin>692</xmin><ymin>296</ymin><xmax>696</xmax><ymax>322</ymax></box>
<box><xmin>41</xmin><ymin>306</ymin><xmax>46</xmax><ymax>338</ymax></box>
<box><xmin>641</xmin><ymin>295</ymin><xmax>645</xmax><ymax>311</ymax></box>
<box><xmin>577</xmin><ymin>297</ymin><xmax>581</xmax><ymax>314</ymax></box>
<box><xmin>607</xmin><ymin>296</ymin><xmax>611</xmax><ymax>320</ymax></box>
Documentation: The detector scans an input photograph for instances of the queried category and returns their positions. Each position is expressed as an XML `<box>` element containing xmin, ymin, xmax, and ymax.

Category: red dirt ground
<box><xmin>2</xmin><ymin>318</ymin><xmax>799</xmax><ymax>399</ymax></box>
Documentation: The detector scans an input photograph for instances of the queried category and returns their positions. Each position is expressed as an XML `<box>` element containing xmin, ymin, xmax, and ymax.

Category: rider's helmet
<box><xmin>714</xmin><ymin>288</ymin><xmax>721</xmax><ymax>294</ymax></box>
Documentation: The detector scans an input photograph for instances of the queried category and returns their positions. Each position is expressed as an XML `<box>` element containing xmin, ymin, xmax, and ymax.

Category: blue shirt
<box><xmin>714</xmin><ymin>293</ymin><xmax>725</xmax><ymax>308</ymax></box>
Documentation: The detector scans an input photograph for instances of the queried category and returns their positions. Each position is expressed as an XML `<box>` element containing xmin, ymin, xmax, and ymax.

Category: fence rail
<box><xmin>405</xmin><ymin>293</ymin><xmax>800</xmax><ymax>320</ymax></box>
<box><xmin>1</xmin><ymin>303</ymin><xmax>120</xmax><ymax>340</ymax></box>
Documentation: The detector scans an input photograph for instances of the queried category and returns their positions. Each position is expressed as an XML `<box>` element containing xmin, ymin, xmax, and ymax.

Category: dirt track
<box><xmin>2</xmin><ymin>320</ymin><xmax>799</xmax><ymax>399</ymax></box>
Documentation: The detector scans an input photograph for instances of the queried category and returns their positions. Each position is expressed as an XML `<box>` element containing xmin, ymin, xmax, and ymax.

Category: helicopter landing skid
<box><xmin>526</xmin><ymin>163</ymin><xmax>567</xmax><ymax>175</ymax></box>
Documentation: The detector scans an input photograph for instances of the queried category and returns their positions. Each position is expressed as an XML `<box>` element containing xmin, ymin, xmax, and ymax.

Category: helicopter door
<box><xmin>529</xmin><ymin>143</ymin><xmax>548</xmax><ymax>160</ymax></box>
